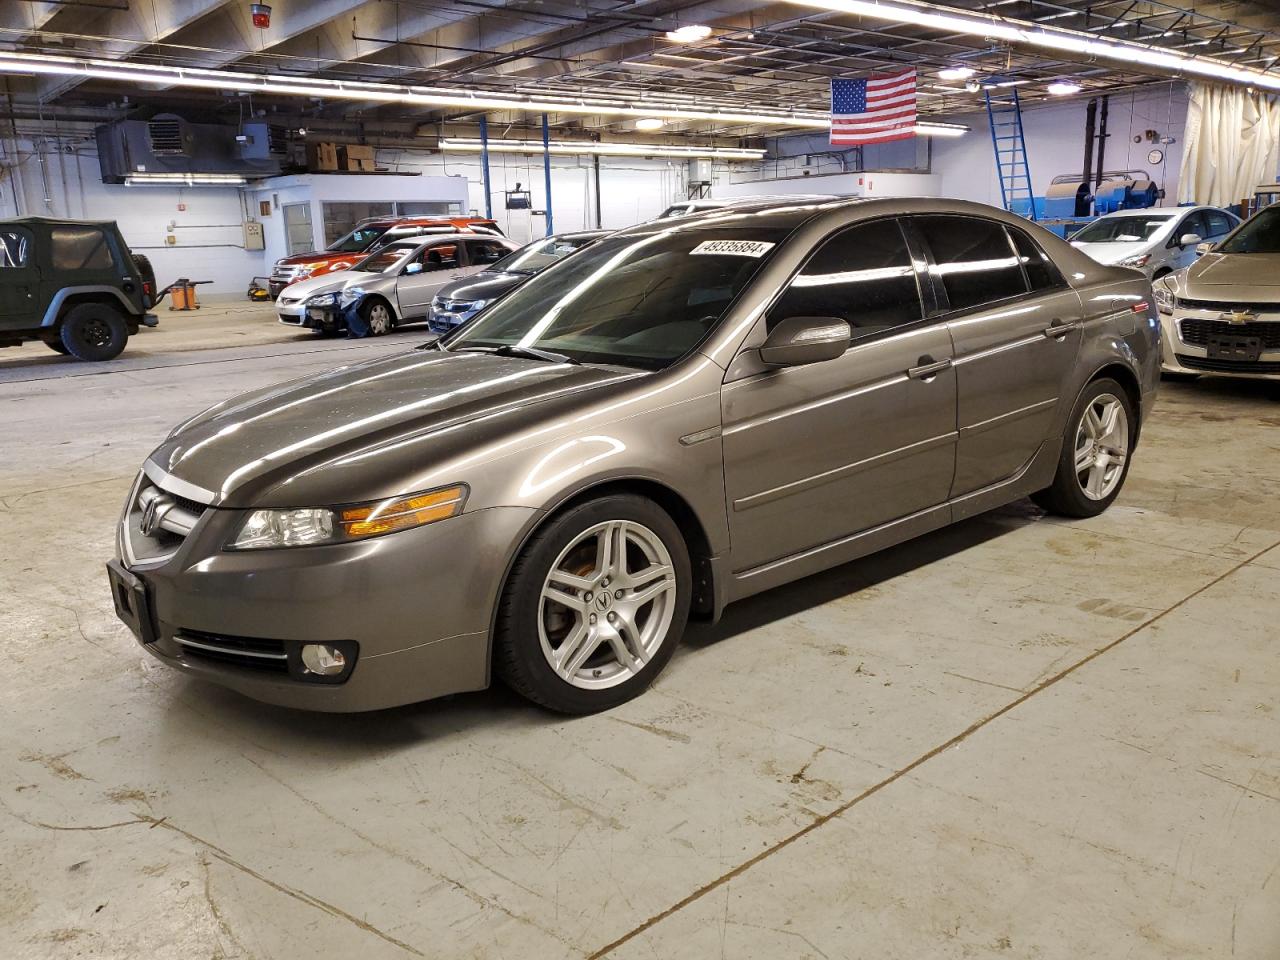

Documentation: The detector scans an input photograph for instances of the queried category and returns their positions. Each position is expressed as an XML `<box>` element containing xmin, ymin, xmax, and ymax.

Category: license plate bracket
<box><xmin>106</xmin><ymin>560</ymin><xmax>157</xmax><ymax>645</ymax></box>
<box><xmin>1207</xmin><ymin>333</ymin><xmax>1263</xmax><ymax>362</ymax></box>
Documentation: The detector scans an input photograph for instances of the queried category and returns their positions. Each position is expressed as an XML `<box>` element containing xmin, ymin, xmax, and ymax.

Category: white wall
<box><xmin>931</xmin><ymin>83</ymin><xmax>1190</xmax><ymax>209</ymax></box>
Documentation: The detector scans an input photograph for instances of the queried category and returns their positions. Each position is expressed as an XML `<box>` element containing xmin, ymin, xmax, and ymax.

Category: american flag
<box><xmin>830</xmin><ymin>69</ymin><xmax>918</xmax><ymax>146</ymax></box>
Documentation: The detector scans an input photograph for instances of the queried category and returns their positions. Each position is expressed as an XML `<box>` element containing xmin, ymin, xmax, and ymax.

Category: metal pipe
<box><xmin>1082</xmin><ymin>98</ymin><xmax>1097</xmax><ymax>192</ymax></box>
<box><xmin>542</xmin><ymin>113</ymin><xmax>553</xmax><ymax>237</ymax></box>
<box><xmin>593</xmin><ymin>153</ymin><xmax>602</xmax><ymax>229</ymax></box>
<box><xmin>1094</xmin><ymin>95</ymin><xmax>1111</xmax><ymax>195</ymax></box>
<box><xmin>478</xmin><ymin>114</ymin><xmax>492</xmax><ymax>219</ymax></box>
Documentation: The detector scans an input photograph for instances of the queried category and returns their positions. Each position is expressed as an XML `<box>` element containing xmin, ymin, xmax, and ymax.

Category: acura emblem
<box><xmin>139</xmin><ymin>496</ymin><xmax>172</xmax><ymax>537</ymax></box>
<box><xmin>1222</xmin><ymin>310</ymin><xmax>1256</xmax><ymax>325</ymax></box>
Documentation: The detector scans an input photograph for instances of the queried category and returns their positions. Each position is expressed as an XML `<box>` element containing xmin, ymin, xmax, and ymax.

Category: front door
<box><xmin>911</xmin><ymin>215</ymin><xmax>1084</xmax><ymax>497</ymax></box>
<box><xmin>0</xmin><ymin>226</ymin><xmax>39</xmax><ymax>330</ymax></box>
<box><xmin>395</xmin><ymin>241</ymin><xmax>465</xmax><ymax>318</ymax></box>
<box><xmin>721</xmin><ymin>218</ymin><xmax>958</xmax><ymax>573</ymax></box>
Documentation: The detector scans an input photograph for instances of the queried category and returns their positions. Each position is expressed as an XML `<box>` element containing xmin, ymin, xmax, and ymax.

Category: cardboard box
<box><xmin>340</xmin><ymin>144</ymin><xmax>376</xmax><ymax>171</ymax></box>
<box><xmin>307</xmin><ymin>141</ymin><xmax>339</xmax><ymax>171</ymax></box>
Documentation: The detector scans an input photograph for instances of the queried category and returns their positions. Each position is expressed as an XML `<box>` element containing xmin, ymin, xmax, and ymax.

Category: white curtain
<box><xmin>1179</xmin><ymin>82</ymin><xmax>1280</xmax><ymax>206</ymax></box>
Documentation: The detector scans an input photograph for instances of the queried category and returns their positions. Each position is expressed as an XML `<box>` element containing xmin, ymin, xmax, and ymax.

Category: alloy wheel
<box><xmin>1074</xmin><ymin>392</ymin><xmax>1129</xmax><ymax>500</ymax></box>
<box><xmin>538</xmin><ymin>520</ymin><xmax>677</xmax><ymax>690</ymax></box>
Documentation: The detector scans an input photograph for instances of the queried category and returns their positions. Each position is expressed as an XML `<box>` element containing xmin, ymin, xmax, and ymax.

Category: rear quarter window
<box><xmin>51</xmin><ymin>226</ymin><xmax>115</xmax><ymax>271</ymax></box>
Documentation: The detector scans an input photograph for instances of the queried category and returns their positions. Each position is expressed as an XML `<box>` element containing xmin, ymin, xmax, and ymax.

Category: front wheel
<box><xmin>1032</xmin><ymin>378</ymin><xmax>1135</xmax><ymax>518</ymax></box>
<box><xmin>363</xmin><ymin>300</ymin><xmax>394</xmax><ymax>336</ymax></box>
<box><xmin>59</xmin><ymin>303</ymin><xmax>128</xmax><ymax>361</ymax></box>
<box><xmin>495</xmin><ymin>495</ymin><xmax>691</xmax><ymax>714</ymax></box>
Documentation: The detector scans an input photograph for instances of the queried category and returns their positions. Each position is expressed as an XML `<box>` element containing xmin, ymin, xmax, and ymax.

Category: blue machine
<box><xmin>1034</xmin><ymin>170</ymin><xmax>1163</xmax><ymax>238</ymax></box>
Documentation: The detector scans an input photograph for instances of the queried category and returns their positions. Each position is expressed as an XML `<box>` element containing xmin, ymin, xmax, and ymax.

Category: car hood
<box><xmin>435</xmin><ymin>271</ymin><xmax>526</xmax><ymax>303</ymax></box>
<box><xmin>1070</xmin><ymin>239</ymin><xmax>1149</xmax><ymax>265</ymax></box>
<box><xmin>276</xmin><ymin>250</ymin><xmax>353</xmax><ymax>266</ymax></box>
<box><xmin>1181</xmin><ymin>252</ymin><xmax>1280</xmax><ymax>294</ymax></box>
<box><xmin>276</xmin><ymin>270</ymin><xmax>363</xmax><ymax>302</ymax></box>
<box><xmin>148</xmin><ymin>350</ymin><xmax>644</xmax><ymax>508</ymax></box>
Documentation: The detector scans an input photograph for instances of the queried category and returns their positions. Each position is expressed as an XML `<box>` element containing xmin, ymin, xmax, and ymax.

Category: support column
<box><xmin>542</xmin><ymin>113</ymin><xmax>554</xmax><ymax>236</ymax></box>
<box><xmin>478</xmin><ymin>115</ymin><xmax>493</xmax><ymax>220</ymax></box>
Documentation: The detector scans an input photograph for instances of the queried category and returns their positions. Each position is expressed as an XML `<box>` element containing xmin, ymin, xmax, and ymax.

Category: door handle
<box><xmin>1042</xmin><ymin>319</ymin><xmax>1082</xmax><ymax>338</ymax></box>
<box><xmin>907</xmin><ymin>355</ymin><xmax>953</xmax><ymax>381</ymax></box>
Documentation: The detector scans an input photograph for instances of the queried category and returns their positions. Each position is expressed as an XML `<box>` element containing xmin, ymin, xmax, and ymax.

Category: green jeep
<box><xmin>1</xmin><ymin>217</ymin><xmax>158</xmax><ymax>361</ymax></box>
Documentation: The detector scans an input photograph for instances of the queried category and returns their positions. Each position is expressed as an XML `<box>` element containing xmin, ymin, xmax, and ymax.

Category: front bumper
<box><xmin>112</xmin><ymin>503</ymin><xmax>537</xmax><ymax>711</ymax></box>
<box><xmin>1159</xmin><ymin>310</ymin><xmax>1280</xmax><ymax>378</ymax></box>
<box><xmin>429</xmin><ymin>305</ymin><xmax>482</xmax><ymax>334</ymax></box>
<box><xmin>277</xmin><ymin>301</ymin><xmax>341</xmax><ymax>331</ymax></box>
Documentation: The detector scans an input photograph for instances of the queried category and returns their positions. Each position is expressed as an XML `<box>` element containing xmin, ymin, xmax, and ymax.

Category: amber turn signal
<box><xmin>339</xmin><ymin>485</ymin><xmax>467</xmax><ymax>538</ymax></box>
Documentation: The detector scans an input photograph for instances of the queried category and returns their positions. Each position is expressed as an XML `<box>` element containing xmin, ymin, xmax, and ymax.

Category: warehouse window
<box><xmin>0</xmin><ymin>230</ymin><xmax>30</xmax><ymax>268</ymax></box>
<box><xmin>914</xmin><ymin>215</ymin><xmax>1028</xmax><ymax>311</ymax></box>
<box><xmin>767</xmin><ymin>218</ymin><xmax>924</xmax><ymax>340</ymax></box>
<box><xmin>321</xmin><ymin>202</ymin><xmax>394</xmax><ymax>246</ymax></box>
<box><xmin>50</xmin><ymin>226</ymin><xmax>115</xmax><ymax>271</ymax></box>
<box><xmin>399</xmin><ymin>202</ymin><xmax>462</xmax><ymax>217</ymax></box>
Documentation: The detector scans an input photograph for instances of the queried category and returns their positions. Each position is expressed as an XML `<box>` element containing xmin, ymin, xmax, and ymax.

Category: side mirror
<box><xmin>404</xmin><ymin>262</ymin><xmax>423</xmax><ymax>275</ymax></box>
<box><xmin>1180</xmin><ymin>232</ymin><xmax>1203</xmax><ymax>249</ymax></box>
<box><xmin>1195</xmin><ymin>242</ymin><xmax>1213</xmax><ymax>256</ymax></box>
<box><xmin>759</xmin><ymin>316</ymin><xmax>851</xmax><ymax>367</ymax></box>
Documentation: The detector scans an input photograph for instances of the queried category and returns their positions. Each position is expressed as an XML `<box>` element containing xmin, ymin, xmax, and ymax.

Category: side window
<box><xmin>767</xmin><ymin>219</ymin><xmax>924</xmax><ymax>340</ymax></box>
<box><xmin>468</xmin><ymin>240</ymin><xmax>507</xmax><ymax>265</ymax></box>
<box><xmin>1176</xmin><ymin>212</ymin><xmax>1208</xmax><ymax>243</ymax></box>
<box><xmin>50</xmin><ymin>226</ymin><xmax>115</xmax><ymax>271</ymax></box>
<box><xmin>915</xmin><ymin>215</ymin><xmax>1028</xmax><ymax>311</ymax></box>
<box><xmin>1008</xmin><ymin>228</ymin><xmax>1065</xmax><ymax>292</ymax></box>
<box><xmin>0</xmin><ymin>229</ymin><xmax>30</xmax><ymax>268</ymax></box>
<box><xmin>422</xmin><ymin>244</ymin><xmax>459</xmax><ymax>271</ymax></box>
<box><xmin>1206</xmin><ymin>210</ymin><xmax>1234</xmax><ymax>238</ymax></box>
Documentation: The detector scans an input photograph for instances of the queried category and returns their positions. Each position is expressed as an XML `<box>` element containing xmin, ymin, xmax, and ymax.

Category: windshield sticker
<box><xmin>690</xmin><ymin>239</ymin><xmax>776</xmax><ymax>258</ymax></box>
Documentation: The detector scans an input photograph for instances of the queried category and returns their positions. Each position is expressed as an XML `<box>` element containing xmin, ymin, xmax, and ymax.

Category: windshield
<box><xmin>1073</xmin><ymin>214</ymin><xmax>1174</xmax><ymax>243</ymax></box>
<box><xmin>327</xmin><ymin>225</ymin><xmax>389</xmax><ymax>253</ymax></box>
<box><xmin>443</xmin><ymin>225</ymin><xmax>791</xmax><ymax>370</ymax></box>
<box><xmin>354</xmin><ymin>245</ymin><xmax>413</xmax><ymax>272</ymax></box>
<box><xmin>489</xmin><ymin>235</ymin><xmax>602</xmax><ymax>275</ymax></box>
<box><xmin>1217</xmin><ymin>208</ymin><xmax>1280</xmax><ymax>254</ymax></box>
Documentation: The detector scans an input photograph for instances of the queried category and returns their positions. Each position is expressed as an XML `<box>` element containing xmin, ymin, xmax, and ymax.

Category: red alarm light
<box><xmin>250</xmin><ymin>3</ymin><xmax>271</xmax><ymax>28</ymax></box>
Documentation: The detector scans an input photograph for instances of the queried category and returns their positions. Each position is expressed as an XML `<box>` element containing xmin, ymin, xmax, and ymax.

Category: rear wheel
<box><xmin>1032</xmin><ymin>378</ymin><xmax>1135</xmax><ymax>518</ymax></box>
<box><xmin>363</xmin><ymin>300</ymin><xmax>394</xmax><ymax>336</ymax></box>
<box><xmin>495</xmin><ymin>495</ymin><xmax>691</xmax><ymax>714</ymax></box>
<box><xmin>59</xmin><ymin>303</ymin><xmax>128</xmax><ymax>361</ymax></box>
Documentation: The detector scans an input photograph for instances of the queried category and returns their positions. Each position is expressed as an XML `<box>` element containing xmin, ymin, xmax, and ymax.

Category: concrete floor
<box><xmin>2</xmin><ymin>302</ymin><xmax>1278</xmax><ymax>959</ymax></box>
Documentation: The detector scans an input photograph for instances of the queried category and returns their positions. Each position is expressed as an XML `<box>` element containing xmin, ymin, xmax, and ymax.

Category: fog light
<box><xmin>301</xmin><ymin>643</ymin><xmax>346</xmax><ymax>676</ymax></box>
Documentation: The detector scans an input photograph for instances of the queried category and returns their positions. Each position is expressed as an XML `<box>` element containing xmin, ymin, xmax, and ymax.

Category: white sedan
<box><xmin>1070</xmin><ymin>205</ymin><xmax>1239</xmax><ymax>278</ymax></box>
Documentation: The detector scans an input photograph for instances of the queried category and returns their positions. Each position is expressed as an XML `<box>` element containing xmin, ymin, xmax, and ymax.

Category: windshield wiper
<box><xmin>455</xmin><ymin>344</ymin><xmax>579</xmax><ymax>365</ymax></box>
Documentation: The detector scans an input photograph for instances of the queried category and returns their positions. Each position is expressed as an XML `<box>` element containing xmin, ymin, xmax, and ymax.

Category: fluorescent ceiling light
<box><xmin>780</xmin><ymin>0</ymin><xmax>1280</xmax><ymax>93</ymax></box>
<box><xmin>937</xmin><ymin>66</ymin><xmax>975</xmax><ymax>80</ymax></box>
<box><xmin>665</xmin><ymin>25</ymin><xmax>713</xmax><ymax>43</ymax></box>
<box><xmin>440</xmin><ymin>137</ymin><xmax>764</xmax><ymax>160</ymax></box>
<box><xmin>634</xmin><ymin>118</ymin><xmax>666</xmax><ymax>131</ymax></box>
<box><xmin>1047</xmin><ymin>81</ymin><xmax>1082</xmax><ymax>95</ymax></box>
<box><xmin>0</xmin><ymin>51</ymin><xmax>831</xmax><ymax>129</ymax></box>
<box><xmin>915</xmin><ymin>121</ymin><xmax>968</xmax><ymax>137</ymax></box>
<box><xmin>125</xmin><ymin>172</ymin><xmax>247</xmax><ymax>185</ymax></box>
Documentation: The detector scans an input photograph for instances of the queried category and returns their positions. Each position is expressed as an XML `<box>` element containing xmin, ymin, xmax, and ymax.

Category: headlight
<box><xmin>466</xmin><ymin>299</ymin><xmax>490</xmax><ymax>313</ymax></box>
<box><xmin>295</xmin><ymin>263</ymin><xmax>317</xmax><ymax>275</ymax></box>
<box><xmin>227</xmin><ymin>484</ymin><xmax>468</xmax><ymax>550</ymax></box>
<box><xmin>1118</xmin><ymin>253</ymin><xmax>1152</xmax><ymax>268</ymax></box>
<box><xmin>306</xmin><ymin>292</ymin><xmax>337</xmax><ymax>307</ymax></box>
<box><xmin>1153</xmin><ymin>282</ymin><xmax>1176</xmax><ymax>316</ymax></box>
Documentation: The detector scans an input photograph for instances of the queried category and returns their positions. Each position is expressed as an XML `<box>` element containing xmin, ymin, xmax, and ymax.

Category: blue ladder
<box><xmin>985</xmin><ymin>88</ymin><xmax>1037</xmax><ymax>221</ymax></box>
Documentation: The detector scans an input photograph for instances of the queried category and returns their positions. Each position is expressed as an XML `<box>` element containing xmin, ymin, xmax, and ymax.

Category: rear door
<box><xmin>912</xmin><ymin>215</ymin><xmax>1084</xmax><ymax>498</ymax></box>
<box><xmin>721</xmin><ymin>217</ymin><xmax>957</xmax><ymax>572</ymax></box>
<box><xmin>394</xmin><ymin>241</ymin><xmax>462</xmax><ymax>318</ymax></box>
<box><xmin>0</xmin><ymin>226</ymin><xmax>40</xmax><ymax>330</ymax></box>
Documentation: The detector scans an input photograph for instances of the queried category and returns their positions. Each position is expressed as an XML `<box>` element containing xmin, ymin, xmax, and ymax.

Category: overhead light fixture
<box><xmin>0</xmin><ymin>51</ymin><xmax>830</xmax><ymax>129</ymax></box>
<box><xmin>665</xmin><ymin>25</ymin><xmax>713</xmax><ymax>43</ymax></box>
<box><xmin>1047</xmin><ymin>81</ymin><xmax>1082</xmax><ymax>95</ymax></box>
<box><xmin>125</xmin><ymin>172</ymin><xmax>248</xmax><ymax>185</ymax></box>
<box><xmin>780</xmin><ymin>0</ymin><xmax>1280</xmax><ymax>93</ymax></box>
<box><xmin>937</xmin><ymin>66</ymin><xmax>975</xmax><ymax>80</ymax></box>
<box><xmin>914</xmin><ymin>121</ymin><xmax>969</xmax><ymax>137</ymax></box>
<box><xmin>634</xmin><ymin>118</ymin><xmax>666</xmax><ymax>131</ymax></box>
<box><xmin>439</xmin><ymin>137</ymin><xmax>764</xmax><ymax>160</ymax></box>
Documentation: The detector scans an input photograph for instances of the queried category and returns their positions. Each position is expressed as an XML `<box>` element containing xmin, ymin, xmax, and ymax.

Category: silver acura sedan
<box><xmin>108</xmin><ymin>197</ymin><xmax>1159</xmax><ymax>714</ymax></box>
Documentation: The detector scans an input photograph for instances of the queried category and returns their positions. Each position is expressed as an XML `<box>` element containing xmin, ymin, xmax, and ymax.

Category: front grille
<box><xmin>123</xmin><ymin>470</ymin><xmax>210</xmax><ymax>563</ymax></box>
<box><xmin>433</xmin><ymin>298</ymin><xmax>473</xmax><ymax>314</ymax></box>
<box><xmin>175</xmin><ymin>629</ymin><xmax>288</xmax><ymax>673</ymax></box>
<box><xmin>1176</xmin><ymin>354</ymin><xmax>1280</xmax><ymax>374</ymax></box>
<box><xmin>1179</xmin><ymin>318</ymin><xmax>1280</xmax><ymax>349</ymax></box>
<box><xmin>1178</xmin><ymin>297</ymin><xmax>1280</xmax><ymax>313</ymax></box>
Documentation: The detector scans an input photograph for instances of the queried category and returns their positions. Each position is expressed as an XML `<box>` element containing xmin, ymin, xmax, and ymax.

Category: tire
<box><xmin>131</xmin><ymin>253</ymin><xmax>156</xmax><ymax>306</ymax></box>
<box><xmin>1032</xmin><ymin>378</ymin><xmax>1136</xmax><ymax>518</ymax></box>
<box><xmin>495</xmin><ymin>494</ymin><xmax>692</xmax><ymax>714</ymax></box>
<box><xmin>59</xmin><ymin>303</ymin><xmax>129</xmax><ymax>361</ymax></box>
<box><xmin>363</xmin><ymin>299</ymin><xmax>394</xmax><ymax>336</ymax></box>
<box><xmin>46</xmin><ymin>340</ymin><xmax>69</xmax><ymax>355</ymax></box>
